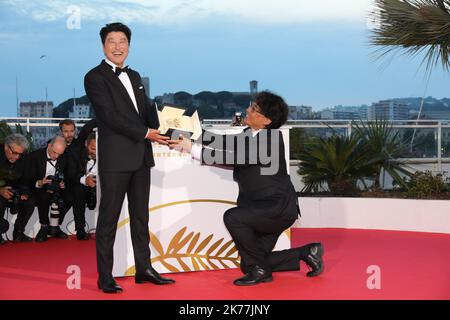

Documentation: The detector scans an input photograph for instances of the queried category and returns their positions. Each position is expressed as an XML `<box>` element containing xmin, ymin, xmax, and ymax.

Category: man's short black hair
<box><xmin>254</xmin><ymin>91</ymin><xmax>288</xmax><ymax>129</ymax></box>
<box><xmin>86</xmin><ymin>132</ymin><xmax>96</xmax><ymax>145</ymax></box>
<box><xmin>100</xmin><ymin>22</ymin><xmax>132</xmax><ymax>45</ymax></box>
<box><xmin>59</xmin><ymin>119</ymin><xmax>76</xmax><ymax>130</ymax></box>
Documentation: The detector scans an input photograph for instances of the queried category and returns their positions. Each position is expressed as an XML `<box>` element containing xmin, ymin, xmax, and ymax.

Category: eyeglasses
<box><xmin>7</xmin><ymin>144</ymin><xmax>24</xmax><ymax>157</ymax></box>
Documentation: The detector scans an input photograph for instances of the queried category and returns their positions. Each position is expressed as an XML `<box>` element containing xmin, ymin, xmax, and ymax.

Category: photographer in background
<box><xmin>30</xmin><ymin>135</ymin><xmax>68</xmax><ymax>242</ymax></box>
<box><xmin>0</xmin><ymin>134</ymin><xmax>35</xmax><ymax>244</ymax></box>
<box><xmin>59</xmin><ymin>119</ymin><xmax>97</xmax><ymax>240</ymax></box>
<box><xmin>80</xmin><ymin>133</ymin><xmax>97</xmax><ymax>211</ymax></box>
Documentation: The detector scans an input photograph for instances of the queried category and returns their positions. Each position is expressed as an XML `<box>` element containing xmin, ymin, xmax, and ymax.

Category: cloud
<box><xmin>2</xmin><ymin>0</ymin><xmax>374</xmax><ymax>26</ymax></box>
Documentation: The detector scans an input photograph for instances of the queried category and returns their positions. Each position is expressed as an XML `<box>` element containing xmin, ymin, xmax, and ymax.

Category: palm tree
<box><xmin>0</xmin><ymin>120</ymin><xmax>34</xmax><ymax>150</ymax></box>
<box><xmin>370</xmin><ymin>0</ymin><xmax>450</xmax><ymax>73</ymax></box>
<box><xmin>297</xmin><ymin>120</ymin><xmax>412</xmax><ymax>195</ymax></box>
<box><xmin>352</xmin><ymin>119</ymin><xmax>412</xmax><ymax>190</ymax></box>
<box><xmin>297</xmin><ymin>134</ymin><xmax>376</xmax><ymax>195</ymax></box>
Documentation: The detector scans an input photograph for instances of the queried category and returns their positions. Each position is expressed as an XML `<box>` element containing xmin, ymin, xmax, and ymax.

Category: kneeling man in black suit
<box><xmin>171</xmin><ymin>91</ymin><xmax>324</xmax><ymax>286</ymax></box>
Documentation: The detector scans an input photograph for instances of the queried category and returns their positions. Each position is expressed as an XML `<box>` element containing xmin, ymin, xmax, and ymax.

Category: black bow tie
<box><xmin>115</xmin><ymin>66</ymin><xmax>129</xmax><ymax>76</ymax></box>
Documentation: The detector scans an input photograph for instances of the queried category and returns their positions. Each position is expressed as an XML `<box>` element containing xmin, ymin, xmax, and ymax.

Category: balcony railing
<box><xmin>2</xmin><ymin>117</ymin><xmax>450</xmax><ymax>174</ymax></box>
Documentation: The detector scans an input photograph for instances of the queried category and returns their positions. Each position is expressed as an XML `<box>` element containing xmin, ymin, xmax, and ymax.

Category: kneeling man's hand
<box><xmin>168</xmin><ymin>135</ymin><xmax>192</xmax><ymax>153</ymax></box>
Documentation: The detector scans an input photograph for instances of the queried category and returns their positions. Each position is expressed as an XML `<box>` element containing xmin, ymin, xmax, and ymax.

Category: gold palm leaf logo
<box><xmin>125</xmin><ymin>227</ymin><xmax>240</xmax><ymax>276</ymax></box>
<box><xmin>121</xmin><ymin>199</ymin><xmax>291</xmax><ymax>276</ymax></box>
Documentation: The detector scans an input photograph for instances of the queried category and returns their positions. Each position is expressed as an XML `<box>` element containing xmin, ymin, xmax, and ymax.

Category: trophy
<box><xmin>156</xmin><ymin>103</ymin><xmax>202</xmax><ymax>140</ymax></box>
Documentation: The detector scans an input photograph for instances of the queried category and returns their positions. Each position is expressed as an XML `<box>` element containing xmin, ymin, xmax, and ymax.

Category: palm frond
<box><xmin>370</xmin><ymin>0</ymin><xmax>450</xmax><ymax>73</ymax></box>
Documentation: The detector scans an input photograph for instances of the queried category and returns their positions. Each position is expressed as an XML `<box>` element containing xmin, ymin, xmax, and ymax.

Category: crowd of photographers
<box><xmin>0</xmin><ymin>119</ymin><xmax>97</xmax><ymax>244</ymax></box>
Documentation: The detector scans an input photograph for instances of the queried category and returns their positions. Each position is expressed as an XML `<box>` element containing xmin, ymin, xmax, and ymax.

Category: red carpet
<box><xmin>0</xmin><ymin>228</ymin><xmax>449</xmax><ymax>300</ymax></box>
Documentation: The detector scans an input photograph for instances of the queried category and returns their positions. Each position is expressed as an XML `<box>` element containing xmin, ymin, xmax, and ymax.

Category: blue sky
<box><xmin>1</xmin><ymin>0</ymin><xmax>450</xmax><ymax>116</ymax></box>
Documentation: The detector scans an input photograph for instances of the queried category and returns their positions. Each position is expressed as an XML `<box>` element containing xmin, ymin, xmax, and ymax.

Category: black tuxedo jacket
<box><xmin>29</xmin><ymin>147</ymin><xmax>67</xmax><ymax>189</ymax></box>
<box><xmin>84</xmin><ymin>60</ymin><xmax>159</xmax><ymax>173</ymax></box>
<box><xmin>200</xmin><ymin>128</ymin><xmax>300</xmax><ymax>220</ymax></box>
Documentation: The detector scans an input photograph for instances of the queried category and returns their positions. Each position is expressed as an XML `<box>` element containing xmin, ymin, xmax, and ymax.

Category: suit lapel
<box><xmin>99</xmin><ymin>60</ymin><xmax>141</xmax><ymax>117</ymax></box>
<box><xmin>128</xmin><ymin>71</ymin><xmax>146</xmax><ymax>119</ymax></box>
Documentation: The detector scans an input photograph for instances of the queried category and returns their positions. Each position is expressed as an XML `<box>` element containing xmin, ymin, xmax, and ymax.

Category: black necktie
<box><xmin>115</xmin><ymin>66</ymin><xmax>129</xmax><ymax>76</ymax></box>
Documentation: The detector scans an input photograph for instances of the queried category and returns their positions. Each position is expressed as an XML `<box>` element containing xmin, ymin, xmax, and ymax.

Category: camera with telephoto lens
<box><xmin>86</xmin><ymin>187</ymin><xmax>97</xmax><ymax>210</ymax></box>
<box><xmin>45</xmin><ymin>172</ymin><xmax>65</xmax><ymax>193</ymax></box>
<box><xmin>45</xmin><ymin>172</ymin><xmax>65</xmax><ymax>212</ymax></box>
<box><xmin>7</xmin><ymin>187</ymin><xmax>22</xmax><ymax>215</ymax></box>
<box><xmin>86</xmin><ymin>175</ymin><xmax>97</xmax><ymax>210</ymax></box>
<box><xmin>50</xmin><ymin>191</ymin><xmax>65</xmax><ymax>213</ymax></box>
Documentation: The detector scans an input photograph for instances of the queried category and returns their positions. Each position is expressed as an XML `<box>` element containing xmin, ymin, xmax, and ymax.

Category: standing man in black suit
<box><xmin>84</xmin><ymin>22</ymin><xmax>175</xmax><ymax>294</ymax></box>
<box><xmin>171</xmin><ymin>91</ymin><xmax>324</xmax><ymax>286</ymax></box>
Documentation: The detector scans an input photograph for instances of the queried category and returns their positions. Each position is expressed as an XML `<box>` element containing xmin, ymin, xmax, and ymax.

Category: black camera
<box><xmin>232</xmin><ymin>112</ymin><xmax>245</xmax><ymax>126</ymax></box>
<box><xmin>7</xmin><ymin>187</ymin><xmax>21</xmax><ymax>215</ymax></box>
<box><xmin>45</xmin><ymin>172</ymin><xmax>65</xmax><ymax>193</ymax></box>
<box><xmin>86</xmin><ymin>187</ymin><xmax>97</xmax><ymax>210</ymax></box>
<box><xmin>45</xmin><ymin>172</ymin><xmax>65</xmax><ymax>212</ymax></box>
<box><xmin>51</xmin><ymin>191</ymin><xmax>65</xmax><ymax>213</ymax></box>
<box><xmin>85</xmin><ymin>175</ymin><xmax>97</xmax><ymax>210</ymax></box>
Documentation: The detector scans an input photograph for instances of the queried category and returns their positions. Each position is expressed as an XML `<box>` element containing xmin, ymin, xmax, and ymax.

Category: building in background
<box><xmin>320</xmin><ymin>105</ymin><xmax>368</xmax><ymax>120</ymax></box>
<box><xmin>69</xmin><ymin>104</ymin><xmax>90</xmax><ymax>119</ymax></box>
<box><xmin>19</xmin><ymin>101</ymin><xmax>55</xmax><ymax>148</ymax></box>
<box><xmin>250</xmin><ymin>80</ymin><xmax>258</xmax><ymax>97</ymax></box>
<box><xmin>19</xmin><ymin>101</ymin><xmax>53</xmax><ymax>118</ymax></box>
<box><xmin>142</xmin><ymin>77</ymin><xmax>150</xmax><ymax>97</ymax></box>
<box><xmin>368</xmin><ymin>100</ymin><xmax>409</xmax><ymax>121</ymax></box>
<box><xmin>289</xmin><ymin>105</ymin><xmax>313</xmax><ymax>120</ymax></box>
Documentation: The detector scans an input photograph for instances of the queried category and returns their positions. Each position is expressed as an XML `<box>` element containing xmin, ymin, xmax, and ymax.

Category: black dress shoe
<box><xmin>13</xmin><ymin>232</ymin><xmax>32</xmax><ymax>242</ymax></box>
<box><xmin>233</xmin><ymin>265</ymin><xmax>273</xmax><ymax>286</ymax></box>
<box><xmin>35</xmin><ymin>227</ymin><xmax>49</xmax><ymax>242</ymax></box>
<box><xmin>76</xmin><ymin>230</ymin><xmax>89</xmax><ymax>240</ymax></box>
<box><xmin>49</xmin><ymin>226</ymin><xmax>68</xmax><ymax>239</ymax></box>
<box><xmin>304</xmin><ymin>243</ymin><xmax>324</xmax><ymax>277</ymax></box>
<box><xmin>135</xmin><ymin>267</ymin><xmax>175</xmax><ymax>285</ymax></box>
<box><xmin>0</xmin><ymin>235</ymin><xmax>7</xmax><ymax>245</ymax></box>
<box><xmin>97</xmin><ymin>278</ymin><xmax>123</xmax><ymax>294</ymax></box>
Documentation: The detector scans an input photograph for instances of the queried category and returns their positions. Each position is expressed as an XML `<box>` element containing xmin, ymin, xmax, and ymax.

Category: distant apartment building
<box><xmin>19</xmin><ymin>101</ymin><xmax>55</xmax><ymax>148</ymax></box>
<box><xmin>69</xmin><ymin>104</ymin><xmax>91</xmax><ymax>119</ymax></box>
<box><xmin>321</xmin><ymin>105</ymin><xmax>367</xmax><ymax>120</ymax></box>
<box><xmin>19</xmin><ymin>101</ymin><xmax>53</xmax><ymax>118</ymax></box>
<box><xmin>142</xmin><ymin>77</ymin><xmax>150</xmax><ymax>96</ymax></box>
<box><xmin>289</xmin><ymin>105</ymin><xmax>313</xmax><ymax>120</ymax></box>
<box><xmin>368</xmin><ymin>100</ymin><xmax>409</xmax><ymax>121</ymax></box>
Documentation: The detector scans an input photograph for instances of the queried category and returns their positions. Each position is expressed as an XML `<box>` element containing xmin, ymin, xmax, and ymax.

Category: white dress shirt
<box><xmin>80</xmin><ymin>158</ymin><xmax>97</xmax><ymax>186</ymax></box>
<box><xmin>104</xmin><ymin>58</ymin><xmax>139</xmax><ymax>114</ymax></box>
<box><xmin>104</xmin><ymin>58</ymin><xmax>151</xmax><ymax>139</ymax></box>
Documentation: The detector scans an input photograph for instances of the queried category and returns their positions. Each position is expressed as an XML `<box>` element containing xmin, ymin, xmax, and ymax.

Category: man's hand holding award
<box><xmin>145</xmin><ymin>129</ymin><xmax>170</xmax><ymax>145</ymax></box>
<box><xmin>156</xmin><ymin>103</ymin><xmax>202</xmax><ymax>150</ymax></box>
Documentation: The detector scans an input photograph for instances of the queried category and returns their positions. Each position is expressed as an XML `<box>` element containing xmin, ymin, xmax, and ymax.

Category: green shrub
<box><xmin>405</xmin><ymin>171</ymin><xmax>449</xmax><ymax>199</ymax></box>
